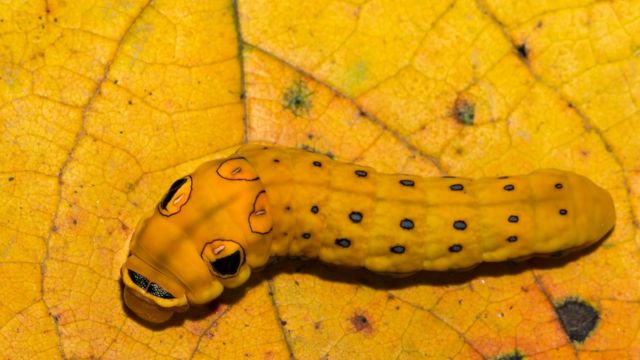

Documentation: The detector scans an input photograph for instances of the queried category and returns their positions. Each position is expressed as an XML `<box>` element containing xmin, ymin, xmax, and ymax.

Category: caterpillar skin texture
<box><xmin>121</xmin><ymin>144</ymin><xmax>615</xmax><ymax>323</ymax></box>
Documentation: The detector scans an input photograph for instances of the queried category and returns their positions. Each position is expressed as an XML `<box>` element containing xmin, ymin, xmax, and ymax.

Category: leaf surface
<box><xmin>1</xmin><ymin>0</ymin><xmax>638</xmax><ymax>358</ymax></box>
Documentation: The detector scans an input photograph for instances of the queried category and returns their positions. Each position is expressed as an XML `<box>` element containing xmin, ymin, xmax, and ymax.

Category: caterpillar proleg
<box><xmin>121</xmin><ymin>144</ymin><xmax>615</xmax><ymax>323</ymax></box>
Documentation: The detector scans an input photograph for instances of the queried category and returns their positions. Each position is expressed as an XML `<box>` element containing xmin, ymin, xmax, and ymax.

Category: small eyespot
<box><xmin>508</xmin><ymin>215</ymin><xmax>519</xmax><ymax>223</ymax></box>
<box><xmin>503</xmin><ymin>184</ymin><xmax>515</xmax><ymax>191</ymax></box>
<box><xmin>450</xmin><ymin>184</ymin><xmax>464</xmax><ymax>191</ymax></box>
<box><xmin>349</xmin><ymin>211</ymin><xmax>363</xmax><ymax>223</ymax></box>
<box><xmin>399</xmin><ymin>179</ymin><xmax>414</xmax><ymax>187</ymax></box>
<box><xmin>400</xmin><ymin>218</ymin><xmax>414</xmax><ymax>230</ymax></box>
<box><xmin>302</xmin><ymin>233</ymin><xmax>312</xmax><ymax>239</ymax></box>
<box><xmin>559</xmin><ymin>209</ymin><xmax>568</xmax><ymax>215</ymax></box>
<box><xmin>453</xmin><ymin>220</ymin><xmax>467</xmax><ymax>230</ymax></box>
<box><xmin>390</xmin><ymin>245</ymin><xmax>405</xmax><ymax>254</ymax></box>
<box><xmin>313</xmin><ymin>161</ymin><xmax>322</xmax><ymax>167</ymax></box>
<box><xmin>335</xmin><ymin>238</ymin><xmax>351</xmax><ymax>248</ymax></box>
<box><xmin>555</xmin><ymin>183</ymin><xmax>563</xmax><ymax>189</ymax></box>
<box><xmin>449</xmin><ymin>244</ymin><xmax>463</xmax><ymax>252</ymax></box>
<box><xmin>507</xmin><ymin>235</ymin><xmax>518</xmax><ymax>243</ymax></box>
<box><xmin>273</xmin><ymin>158</ymin><xmax>280</xmax><ymax>163</ymax></box>
<box><xmin>355</xmin><ymin>170</ymin><xmax>368</xmax><ymax>177</ymax></box>
<box><xmin>310</xmin><ymin>205</ymin><xmax>319</xmax><ymax>214</ymax></box>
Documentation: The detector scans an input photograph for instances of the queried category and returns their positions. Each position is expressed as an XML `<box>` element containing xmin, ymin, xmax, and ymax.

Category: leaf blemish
<box><xmin>495</xmin><ymin>350</ymin><xmax>524</xmax><ymax>360</ymax></box>
<box><xmin>554</xmin><ymin>298</ymin><xmax>599</xmax><ymax>343</ymax></box>
<box><xmin>517</xmin><ymin>43</ymin><xmax>529</xmax><ymax>59</ymax></box>
<box><xmin>283</xmin><ymin>79</ymin><xmax>312</xmax><ymax>116</ymax></box>
<box><xmin>351</xmin><ymin>313</ymin><xmax>372</xmax><ymax>333</ymax></box>
<box><xmin>453</xmin><ymin>98</ymin><xmax>475</xmax><ymax>125</ymax></box>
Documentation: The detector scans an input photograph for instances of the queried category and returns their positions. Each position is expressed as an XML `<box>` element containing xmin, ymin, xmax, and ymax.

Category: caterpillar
<box><xmin>121</xmin><ymin>143</ymin><xmax>615</xmax><ymax>323</ymax></box>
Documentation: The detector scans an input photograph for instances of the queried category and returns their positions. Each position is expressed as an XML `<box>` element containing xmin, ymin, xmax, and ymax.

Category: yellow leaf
<box><xmin>1</xmin><ymin>0</ymin><xmax>638</xmax><ymax>358</ymax></box>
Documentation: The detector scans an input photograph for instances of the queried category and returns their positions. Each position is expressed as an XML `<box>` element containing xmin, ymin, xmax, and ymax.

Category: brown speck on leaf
<box><xmin>351</xmin><ymin>312</ymin><xmax>372</xmax><ymax>333</ymax></box>
<box><xmin>453</xmin><ymin>96</ymin><xmax>475</xmax><ymax>125</ymax></box>
<box><xmin>516</xmin><ymin>43</ymin><xmax>528</xmax><ymax>59</ymax></box>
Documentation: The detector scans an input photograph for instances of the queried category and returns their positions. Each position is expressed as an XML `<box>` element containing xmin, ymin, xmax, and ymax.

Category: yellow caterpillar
<box><xmin>121</xmin><ymin>144</ymin><xmax>615</xmax><ymax>323</ymax></box>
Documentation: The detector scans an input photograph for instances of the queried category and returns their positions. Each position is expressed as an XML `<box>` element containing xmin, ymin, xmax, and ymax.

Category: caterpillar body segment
<box><xmin>121</xmin><ymin>144</ymin><xmax>615</xmax><ymax>323</ymax></box>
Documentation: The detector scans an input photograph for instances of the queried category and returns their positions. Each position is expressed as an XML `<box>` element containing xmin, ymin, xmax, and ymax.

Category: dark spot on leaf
<box><xmin>554</xmin><ymin>298</ymin><xmax>599</xmax><ymax>343</ymax></box>
<box><xmin>495</xmin><ymin>350</ymin><xmax>524</xmax><ymax>360</ymax></box>
<box><xmin>517</xmin><ymin>43</ymin><xmax>528</xmax><ymax>59</ymax></box>
<box><xmin>351</xmin><ymin>313</ymin><xmax>371</xmax><ymax>332</ymax></box>
<box><xmin>454</xmin><ymin>97</ymin><xmax>475</xmax><ymax>125</ymax></box>
<box><xmin>283</xmin><ymin>79</ymin><xmax>312</xmax><ymax>116</ymax></box>
<box><xmin>280</xmin><ymin>320</ymin><xmax>287</xmax><ymax>326</ymax></box>
<box><xmin>127</xmin><ymin>99</ymin><xmax>132</xmax><ymax>105</ymax></box>
<box><xmin>8</xmin><ymin>177</ymin><xmax>14</xmax><ymax>181</ymax></box>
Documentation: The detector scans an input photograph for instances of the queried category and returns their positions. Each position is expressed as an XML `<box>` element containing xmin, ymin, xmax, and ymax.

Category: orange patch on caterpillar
<box><xmin>249</xmin><ymin>191</ymin><xmax>272</xmax><ymax>234</ymax></box>
<box><xmin>216</xmin><ymin>158</ymin><xmax>259</xmax><ymax>181</ymax></box>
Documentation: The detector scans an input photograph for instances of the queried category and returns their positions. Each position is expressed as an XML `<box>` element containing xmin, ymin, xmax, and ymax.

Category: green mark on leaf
<box><xmin>454</xmin><ymin>98</ymin><xmax>475</xmax><ymax>125</ymax></box>
<box><xmin>283</xmin><ymin>79</ymin><xmax>313</xmax><ymax>117</ymax></box>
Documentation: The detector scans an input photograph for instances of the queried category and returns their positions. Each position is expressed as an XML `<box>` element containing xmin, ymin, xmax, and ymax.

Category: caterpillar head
<box><xmin>121</xmin><ymin>158</ymin><xmax>272</xmax><ymax>323</ymax></box>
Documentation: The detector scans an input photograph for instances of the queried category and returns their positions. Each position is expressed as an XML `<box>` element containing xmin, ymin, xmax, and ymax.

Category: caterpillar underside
<box><xmin>121</xmin><ymin>144</ymin><xmax>615</xmax><ymax>323</ymax></box>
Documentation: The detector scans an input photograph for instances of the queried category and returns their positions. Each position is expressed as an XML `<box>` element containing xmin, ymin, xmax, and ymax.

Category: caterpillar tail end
<box><xmin>587</xmin><ymin>178</ymin><xmax>616</xmax><ymax>244</ymax></box>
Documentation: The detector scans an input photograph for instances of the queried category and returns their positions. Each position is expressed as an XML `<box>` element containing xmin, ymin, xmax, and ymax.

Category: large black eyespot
<box><xmin>211</xmin><ymin>250</ymin><xmax>242</xmax><ymax>276</ymax></box>
<box><xmin>158</xmin><ymin>176</ymin><xmax>192</xmax><ymax>217</ymax></box>
<box><xmin>128</xmin><ymin>269</ymin><xmax>175</xmax><ymax>299</ymax></box>
<box><xmin>160</xmin><ymin>177</ymin><xmax>188</xmax><ymax>210</ymax></box>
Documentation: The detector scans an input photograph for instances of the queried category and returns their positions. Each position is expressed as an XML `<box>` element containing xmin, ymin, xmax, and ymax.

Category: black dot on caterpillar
<box><xmin>449</xmin><ymin>244</ymin><xmax>463</xmax><ymax>253</ymax></box>
<box><xmin>400</xmin><ymin>219</ymin><xmax>414</xmax><ymax>230</ymax></box>
<box><xmin>399</xmin><ymin>179</ymin><xmax>414</xmax><ymax>187</ymax></box>
<box><xmin>453</xmin><ymin>220</ymin><xmax>467</xmax><ymax>230</ymax></box>
<box><xmin>121</xmin><ymin>143</ymin><xmax>616</xmax><ymax>324</ymax></box>
<box><xmin>390</xmin><ymin>245</ymin><xmax>405</xmax><ymax>254</ymax></box>
<box><xmin>349</xmin><ymin>211</ymin><xmax>363</xmax><ymax>223</ymax></box>
<box><xmin>335</xmin><ymin>238</ymin><xmax>351</xmax><ymax>248</ymax></box>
